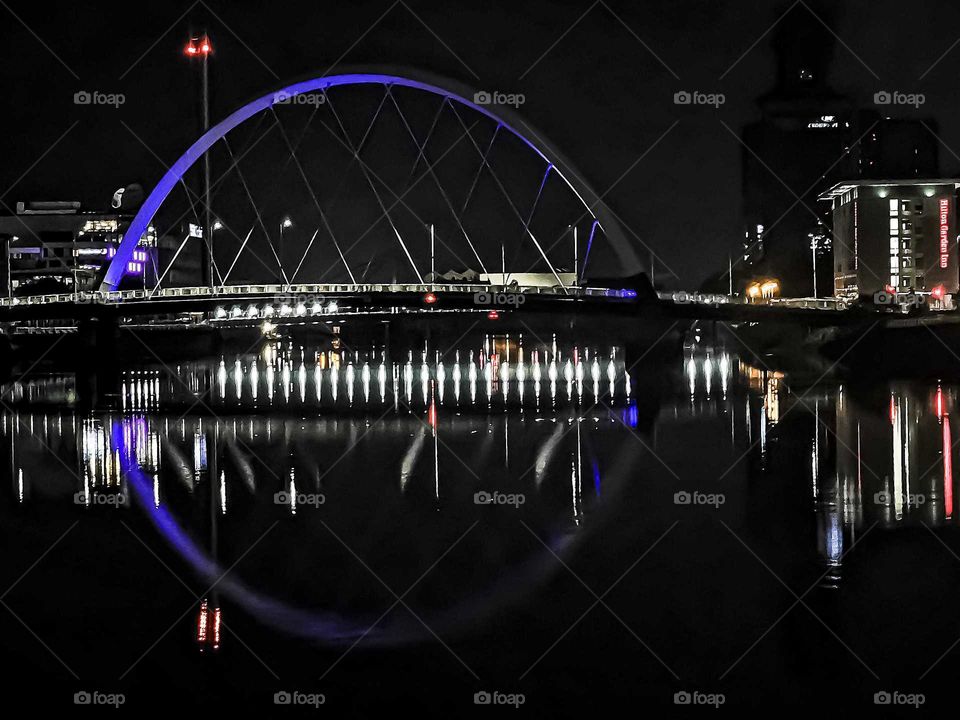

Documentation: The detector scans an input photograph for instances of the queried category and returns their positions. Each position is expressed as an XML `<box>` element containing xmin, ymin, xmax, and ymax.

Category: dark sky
<box><xmin>2</xmin><ymin>0</ymin><xmax>960</xmax><ymax>287</ymax></box>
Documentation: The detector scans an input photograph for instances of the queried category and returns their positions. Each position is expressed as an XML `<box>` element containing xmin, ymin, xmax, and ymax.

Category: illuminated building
<box><xmin>739</xmin><ymin>3</ymin><xmax>939</xmax><ymax>296</ymax></box>
<box><xmin>819</xmin><ymin>179</ymin><xmax>959</xmax><ymax>305</ymax></box>
<box><xmin>0</xmin><ymin>200</ymin><xmax>158</xmax><ymax>294</ymax></box>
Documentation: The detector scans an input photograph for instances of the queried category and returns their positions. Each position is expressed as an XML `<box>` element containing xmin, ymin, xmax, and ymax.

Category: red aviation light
<box><xmin>185</xmin><ymin>35</ymin><xmax>212</xmax><ymax>56</ymax></box>
<box><xmin>423</xmin><ymin>292</ymin><xmax>437</xmax><ymax>305</ymax></box>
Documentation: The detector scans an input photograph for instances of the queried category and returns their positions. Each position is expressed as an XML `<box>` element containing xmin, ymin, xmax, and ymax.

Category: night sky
<box><xmin>2</xmin><ymin>0</ymin><xmax>959</xmax><ymax>287</ymax></box>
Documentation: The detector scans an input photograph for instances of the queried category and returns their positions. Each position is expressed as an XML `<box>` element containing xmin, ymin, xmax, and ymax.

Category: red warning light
<box><xmin>185</xmin><ymin>35</ymin><xmax>212</xmax><ymax>56</ymax></box>
<box><xmin>932</xmin><ymin>284</ymin><xmax>945</xmax><ymax>300</ymax></box>
<box><xmin>487</xmin><ymin>310</ymin><xmax>499</xmax><ymax>320</ymax></box>
<box><xmin>423</xmin><ymin>292</ymin><xmax>437</xmax><ymax>305</ymax></box>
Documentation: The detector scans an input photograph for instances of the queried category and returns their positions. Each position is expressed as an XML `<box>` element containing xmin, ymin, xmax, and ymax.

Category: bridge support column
<box><xmin>76</xmin><ymin>317</ymin><xmax>120</xmax><ymax>411</ymax></box>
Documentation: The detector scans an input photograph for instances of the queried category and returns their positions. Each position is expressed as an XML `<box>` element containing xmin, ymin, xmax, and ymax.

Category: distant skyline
<box><xmin>2</xmin><ymin>0</ymin><xmax>960</xmax><ymax>287</ymax></box>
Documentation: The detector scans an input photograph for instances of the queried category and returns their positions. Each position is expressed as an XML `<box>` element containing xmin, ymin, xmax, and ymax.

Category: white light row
<box><xmin>214</xmin><ymin>301</ymin><xmax>340</xmax><ymax>320</ymax></box>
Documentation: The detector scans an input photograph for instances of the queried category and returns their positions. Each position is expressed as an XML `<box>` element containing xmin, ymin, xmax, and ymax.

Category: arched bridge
<box><xmin>2</xmin><ymin>69</ymin><xmax>863</xmax><ymax>329</ymax></box>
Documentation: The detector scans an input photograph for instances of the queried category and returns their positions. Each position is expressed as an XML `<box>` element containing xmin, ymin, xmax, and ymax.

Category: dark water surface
<box><xmin>3</xmin><ymin>330</ymin><xmax>959</xmax><ymax>712</ymax></box>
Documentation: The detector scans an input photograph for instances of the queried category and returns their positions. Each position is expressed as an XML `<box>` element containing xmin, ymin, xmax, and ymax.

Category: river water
<box><xmin>3</xmin><ymin>329</ymin><xmax>957</xmax><ymax>711</ymax></box>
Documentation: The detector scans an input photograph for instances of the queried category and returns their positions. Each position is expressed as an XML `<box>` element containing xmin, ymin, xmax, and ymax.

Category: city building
<box><xmin>819</xmin><ymin>179</ymin><xmax>959</xmax><ymax>307</ymax></box>
<box><xmin>738</xmin><ymin>3</ymin><xmax>939</xmax><ymax>297</ymax></box>
<box><xmin>0</xmin><ymin>200</ymin><xmax>158</xmax><ymax>295</ymax></box>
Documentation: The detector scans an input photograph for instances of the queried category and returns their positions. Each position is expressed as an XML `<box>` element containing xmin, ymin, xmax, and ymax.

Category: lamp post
<box><xmin>810</xmin><ymin>234</ymin><xmax>818</xmax><ymax>299</ymax></box>
<box><xmin>809</xmin><ymin>224</ymin><xmax>828</xmax><ymax>300</ymax></box>
<box><xmin>280</xmin><ymin>217</ymin><xmax>292</xmax><ymax>287</ymax></box>
<box><xmin>185</xmin><ymin>33</ymin><xmax>213</xmax><ymax>288</ymax></box>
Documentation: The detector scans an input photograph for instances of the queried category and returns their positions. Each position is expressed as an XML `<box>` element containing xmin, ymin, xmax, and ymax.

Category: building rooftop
<box><xmin>819</xmin><ymin>178</ymin><xmax>960</xmax><ymax>201</ymax></box>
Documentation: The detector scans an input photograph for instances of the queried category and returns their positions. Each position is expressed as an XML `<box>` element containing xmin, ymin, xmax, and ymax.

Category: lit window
<box><xmin>889</xmin><ymin>199</ymin><xmax>899</xmax><ymax>215</ymax></box>
<box><xmin>890</xmin><ymin>219</ymin><xmax>899</xmax><ymax>232</ymax></box>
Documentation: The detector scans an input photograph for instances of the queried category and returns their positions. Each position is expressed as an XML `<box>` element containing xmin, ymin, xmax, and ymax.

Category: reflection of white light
<box><xmin>326</xmin><ymin>301</ymin><xmax>339</xmax><ymax>314</ymax></box>
<box><xmin>311</xmin><ymin>302</ymin><xmax>322</xmax><ymax>315</ymax></box>
<box><xmin>295</xmin><ymin>303</ymin><xmax>306</xmax><ymax>316</ymax></box>
<box><xmin>279</xmin><ymin>304</ymin><xmax>292</xmax><ymax>316</ymax></box>
<box><xmin>219</xmin><ymin>470</ymin><xmax>227</xmax><ymax>515</ymax></box>
<box><xmin>214</xmin><ymin>306</ymin><xmax>226</xmax><ymax>319</ymax></box>
<box><xmin>246</xmin><ymin>304</ymin><xmax>258</xmax><ymax>317</ymax></box>
<box><xmin>230</xmin><ymin>306</ymin><xmax>242</xmax><ymax>318</ymax></box>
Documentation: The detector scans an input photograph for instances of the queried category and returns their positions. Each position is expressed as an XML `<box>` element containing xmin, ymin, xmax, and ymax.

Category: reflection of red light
<box><xmin>212</xmin><ymin>607</ymin><xmax>222</xmax><ymax>649</ymax></box>
<box><xmin>945</xmin><ymin>415</ymin><xmax>954</xmax><ymax>519</ymax></box>
<box><xmin>428</xmin><ymin>400</ymin><xmax>437</xmax><ymax>428</ymax></box>
<box><xmin>889</xmin><ymin>394</ymin><xmax>896</xmax><ymax>425</ymax></box>
<box><xmin>487</xmin><ymin>310</ymin><xmax>499</xmax><ymax>320</ymax></box>
<box><xmin>937</xmin><ymin>386</ymin><xmax>945</xmax><ymax>420</ymax></box>
<box><xmin>196</xmin><ymin>597</ymin><xmax>221</xmax><ymax>651</ymax></box>
<box><xmin>885</xmin><ymin>284</ymin><xmax>896</xmax><ymax>294</ymax></box>
<box><xmin>423</xmin><ymin>292</ymin><xmax>437</xmax><ymax>305</ymax></box>
<box><xmin>185</xmin><ymin>42</ymin><xmax>198</xmax><ymax>55</ymax></box>
<box><xmin>196</xmin><ymin>599</ymin><xmax>208</xmax><ymax>644</ymax></box>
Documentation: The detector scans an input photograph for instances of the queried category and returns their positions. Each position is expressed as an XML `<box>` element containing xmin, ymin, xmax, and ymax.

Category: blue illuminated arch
<box><xmin>103</xmin><ymin>71</ymin><xmax>640</xmax><ymax>290</ymax></box>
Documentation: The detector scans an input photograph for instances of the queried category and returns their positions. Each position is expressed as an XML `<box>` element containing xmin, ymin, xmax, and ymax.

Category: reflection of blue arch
<box><xmin>103</xmin><ymin>72</ymin><xmax>640</xmax><ymax>291</ymax></box>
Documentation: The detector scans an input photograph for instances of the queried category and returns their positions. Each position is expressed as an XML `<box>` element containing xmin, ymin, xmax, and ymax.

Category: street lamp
<box><xmin>279</xmin><ymin>217</ymin><xmax>293</xmax><ymax>286</ymax></box>
<box><xmin>809</xmin><ymin>223</ymin><xmax>828</xmax><ymax>299</ymax></box>
<box><xmin>185</xmin><ymin>33</ymin><xmax>214</xmax><ymax>289</ymax></box>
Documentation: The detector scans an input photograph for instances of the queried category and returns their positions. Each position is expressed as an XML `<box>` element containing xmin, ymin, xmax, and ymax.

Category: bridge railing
<box><xmin>0</xmin><ymin>282</ymin><xmax>637</xmax><ymax>310</ymax></box>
